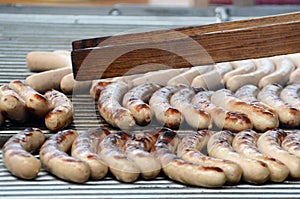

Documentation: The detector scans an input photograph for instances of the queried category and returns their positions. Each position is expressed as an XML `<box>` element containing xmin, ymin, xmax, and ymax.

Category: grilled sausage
<box><xmin>26</xmin><ymin>51</ymin><xmax>71</xmax><ymax>72</ymax></box>
<box><xmin>0</xmin><ymin>85</ymin><xmax>27</xmax><ymax>122</ymax></box>
<box><xmin>170</xmin><ymin>87</ymin><xmax>211</xmax><ymax>129</ymax></box>
<box><xmin>8</xmin><ymin>80</ymin><xmax>50</xmax><ymax>117</ymax></box>
<box><xmin>226</xmin><ymin>58</ymin><xmax>274</xmax><ymax>91</ymax></box>
<box><xmin>207</xmin><ymin>131</ymin><xmax>270</xmax><ymax>184</ymax></box>
<box><xmin>71</xmin><ymin>128</ymin><xmax>110</xmax><ymax>180</ymax></box>
<box><xmin>257</xmin><ymin>84</ymin><xmax>300</xmax><ymax>127</ymax></box>
<box><xmin>40</xmin><ymin>129</ymin><xmax>91</xmax><ymax>183</ymax></box>
<box><xmin>281</xmin><ymin>130</ymin><xmax>300</xmax><ymax>158</ymax></box>
<box><xmin>191</xmin><ymin>62</ymin><xmax>232</xmax><ymax>90</ymax></box>
<box><xmin>25</xmin><ymin>67</ymin><xmax>72</xmax><ymax>93</ymax></box>
<box><xmin>99</xmin><ymin>132</ymin><xmax>140</xmax><ymax>183</ymax></box>
<box><xmin>60</xmin><ymin>73</ymin><xmax>92</xmax><ymax>94</ymax></box>
<box><xmin>232</xmin><ymin>130</ymin><xmax>289</xmax><ymax>182</ymax></box>
<box><xmin>223</xmin><ymin>59</ymin><xmax>256</xmax><ymax>84</ymax></box>
<box><xmin>177</xmin><ymin>130</ymin><xmax>242</xmax><ymax>184</ymax></box>
<box><xmin>122</xmin><ymin>82</ymin><xmax>162</xmax><ymax>125</ymax></box>
<box><xmin>259</xmin><ymin>57</ymin><xmax>295</xmax><ymax>88</ymax></box>
<box><xmin>211</xmin><ymin>89</ymin><xmax>278</xmax><ymax>131</ymax></box>
<box><xmin>97</xmin><ymin>82</ymin><xmax>136</xmax><ymax>130</ymax></box>
<box><xmin>167</xmin><ymin>65</ymin><xmax>213</xmax><ymax>86</ymax></box>
<box><xmin>235</xmin><ymin>84</ymin><xmax>278</xmax><ymax>116</ymax></box>
<box><xmin>151</xmin><ymin>128</ymin><xmax>226</xmax><ymax>187</ymax></box>
<box><xmin>149</xmin><ymin>84</ymin><xmax>188</xmax><ymax>129</ymax></box>
<box><xmin>280</xmin><ymin>84</ymin><xmax>300</xmax><ymax>110</ymax></box>
<box><xmin>90</xmin><ymin>80</ymin><xmax>113</xmax><ymax>100</ymax></box>
<box><xmin>257</xmin><ymin>129</ymin><xmax>300</xmax><ymax>179</ymax></box>
<box><xmin>44</xmin><ymin>89</ymin><xmax>74</xmax><ymax>131</ymax></box>
<box><xmin>123</xmin><ymin>130</ymin><xmax>161</xmax><ymax>179</ymax></box>
<box><xmin>2</xmin><ymin>128</ymin><xmax>45</xmax><ymax>179</ymax></box>
<box><xmin>191</xmin><ymin>91</ymin><xmax>252</xmax><ymax>131</ymax></box>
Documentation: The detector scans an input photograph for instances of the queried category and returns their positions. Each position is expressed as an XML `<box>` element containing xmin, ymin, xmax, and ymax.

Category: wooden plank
<box><xmin>72</xmin><ymin>19</ymin><xmax>300</xmax><ymax>80</ymax></box>
<box><xmin>72</xmin><ymin>12</ymin><xmax>300</xmax><ymax>50</ymax></box>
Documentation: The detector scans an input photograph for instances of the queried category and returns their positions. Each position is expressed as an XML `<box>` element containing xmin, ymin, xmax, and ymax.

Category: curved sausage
<box><xmin>211</xmin><ymin>89</ymin><xmax>278</xmax><ymax>131</ymax></box>
<box><xmin>170</xmin><ymin>87</ymin><xmax>211</xmax><ymax>129</ymax></box>
<box><xmin>177</xmin><ymin>130</ymin><xmax>242</xmax><ymax>184</ymax></box>
<box><xmin>235</xmin><ymin>84</ymin><xmax>278</xmax><ymax>116</ymax></box>
<box><xmin>122</xmin><ymin>82</ymin><xmax>162</xmax><ymax>125</ymax></box>
<box><xmin>2</xmin><ymin>128</ymin><xmax>45</xmax><ymax>179</ymax></box>
<box><xmin>39</xmin><ymin>129</ymin><xmax>91</xmax><ymax>183</ymax></box>
<box><xmin>167</xmin><ymin>66</ymin><xmax>213</xmax><ymax>86</ymax></box>
<box><xmin>226</xmin><ymin>58</ymin><xmax>274</xmax><ymax>91</ymax></box>
<box><xmin>257</xmin><ymin>84</ymin><xmax>300</xmax><ymax>127</ymax></box>
<box><xmin>44</xmin><ymin>89</ymin><xmax>74</xmax><ymax>131</ymax></box>
<box><xmin>71</xmin><ymin>128</ymin><xmax>110</xmax><ymax>180</ymax></box>
<box><xmin>191</xmin><ymin>62</ymin><xmax>232</xmax><ymax>90</ymax></box>
<box><xmin>223</xmin><ymin>59</ymin><xmax>256</xmax><ymax>84</ymax></box>
<box><xmin>99</xmin><ymin>132</ymin><xmax>140</xmax><ymax>183</ymax></box>
<box><xmin>191</xmin><ymin>91</ymin><xmax>252</xmax><ymax>131</ymax></box>
<box><xmin>123</xmin><ymin>130</ymin><xmax>161</xmax><ymax>179</ymax></box>
<box><xmin>97</xmin><ymin>82</ymin><xmax>136</xmax><ymax>130</ymax></box>
<box><xmin>8</xmin><ymin>80</ymin><xmax>50</xmax><ymax>118</ymax></box>
<box><xmin>232</xmin><ymin>129</ymin><xmax>289</xmax><ymax>182</ymax></box>
<box><xmin>0</xmin><ymin>85</ymin><xmax>27</xmax><ymax>122</ymax></box>
<box><xmin>90</xmin><ymin>80</ymin><xmax>113</xmax><ymax>100</ymax></box>
<box><xmin>259</xmin><ymin>58</ymin><xmax>295</xmax><ymax>88</ymax></box>
<box><xmin>149</xmin><ymin>84</ymin><xmax>188</xmax><ymax>129</ymax></box>
<box><xmin>281</xmin><ymin>130</ymin><xmax>300</xmax><ymax>158</ymax></box>
<box><xmin>207</xmin><ymin>130</ymin><xmax>270</xmax><ymax>184</ymax></box>
<box><xmin>280</xmin><ymin>84</ymin><xmax>300</xmax><ymax>110</ymax></box>
<box><xmin>257</xmin><ymin>129</ymin><xmax>300</xmax><ymax>179</ymax></box>
<box><xmin>151</xmin><ymin>128</ymin><xmax>226</xmax><ymax>187</ymax></box>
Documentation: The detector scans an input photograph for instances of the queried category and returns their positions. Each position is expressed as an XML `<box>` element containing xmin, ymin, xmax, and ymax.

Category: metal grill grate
<box><xmin>1</xmin><ymin>5</ymin><xmax>300</xmax><ymax>198</ymax></box>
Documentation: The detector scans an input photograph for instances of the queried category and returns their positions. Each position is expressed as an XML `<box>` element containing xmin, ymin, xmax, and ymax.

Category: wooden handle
<box><xmin>72</xmin><ymin>12</ymin><xmax>300</xmax><ymax>81</ymax></box>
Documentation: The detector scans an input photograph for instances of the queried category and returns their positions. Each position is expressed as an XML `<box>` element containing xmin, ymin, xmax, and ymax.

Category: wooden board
<box><xmin>71</xmin><ymin>12</ymin><xmax>300</xmax><ymax>81</ymax></box>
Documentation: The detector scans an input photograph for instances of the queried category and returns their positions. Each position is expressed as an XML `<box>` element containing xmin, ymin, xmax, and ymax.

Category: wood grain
<box><xmin>72</xmin><ymin>12</ymin><xmax>300</xmax><ymax>81</ymax></box>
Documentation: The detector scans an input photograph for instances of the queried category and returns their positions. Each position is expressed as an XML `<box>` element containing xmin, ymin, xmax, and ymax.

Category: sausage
<box><xmin>8</xmin><ymin>80</ymin><xmax>50</xmax><ymax>118</ymax></box>
<box><xmin>257</xmin><ymin>84</ymin><xmax>300</xmax><ymax>126</ymax></box>
<box><xmin>90</xmin><ymin>80</ymin><xmax>113</xmax><ymax>100</ymax></box>
<box><xmin>25</xmin><ymin>67</ymin><xmax>72</xmax><ymax>93</ymax></box>
<box><xmin>288</xmin><ymin>67</ymin><xmax>300</xmax><ymax>84</ymax></box>
<box><xmin>191</xmin><ymin>62</ymin><xmax>232</xmax><ymax>90</ymax></box>
<box><xmin>71</xmin><ymin>128</ymin><xmax>110</xmax><ymax>180</ymax></box>
<box><xmin>223</xmin><ymin>59</ymin><xmax>256</xmax><ymax>84</ymax></box>
<box><xmin>167</xmin><ymin>65</ymin><xmax>214</xmax><ymax>86</ymax></box>
<box><xmin>281</xmin><ymin>130</ymin><xmax>300</xmax><ymax>158</ymax></box>
<box><xmin>122</xmin><ymin>82</ymin><xmax>162</xmax><ymax>125</ymax></box>
<box><xmin>191</xmin><ymin>91</ymin><xmax>252</xmax><ymax>131</ymax></box>
<box><xmin>99</xmin><ymin>132</ymin><xmax>140</xmax><ymax>183</ymax></box>
<box><xmin>151</xmin><ymin>128</ymin><xmax>226</xmax><ymax>187</ymax></box>
<box><xmin>287</xmin><ymin>53</ymin><xmax>300</xmax><ymax>67</ymax></box>
<box><xmin>39</xmin><ymin>129</ymin><xmax>91</xmax><ymax>183</ymax></box>
<box><xmin>226</xmin><ymin>58</ymin><xmax>274</xmax><ymax>91</ymax></box>
<box><xmin>149</xmin><ymin>84</ymin><xmax>188</xmax><ymax>129</ymax></box>
<box><xmin>170</xmin><ymin>87</ymin><xmax>211</xmax><ymax>129</ymax></box>
<box><xmin>60</xmin><ymin>73</ymin><xmax>92</xmax><ymax>94</ymax></box>
<box><xmin>123</xmin><ymin>130</ymin><xmax>161</xmax><ymax>179</ymax></box>
<box><xmin>177</xmin><ymin>130</ymin><xmax>242</xmax><ymax>184</ymax></box>
<box><xmin>2</xmin><ymin>128</ymin><xmax>45</xmax><ymax>179</ymax></box>
<box><xmin>235</xmin><ymin>84</ymin><xmax>278</xmax><ymax>116</ymax></box>
<box><xmin>0</xmin><ymin>85</ymin><xmax>27</xmax><ymax>122</ymax></box>
<box><xmin>232</xmin><ymin>129</ymin><xmax>289</xmax><ymax>182</ymax></box>
<box><xmin>97</xmin><ymin>81</ymin><xmax>136</xmax><ymax>130</ymax></box>
<box><xmin>44</xmin><ymin>89</ymin><xmax>74</xmax><ymax>131</ymax></box>
<box><xmin>280</xmin><ymin>84</ymin><xmax>300</xmax><ymax>110</ymax></box>
<box><xmin>26</xmin><ymin>51</ymin><xmax>71</xmax><ymax>72</ymax></box>
<box><xmin>207</xmin><ymin>131</ymin><xmax>270</xmax><ymax>184</ymax></box>
<box><xmin>133</xmin><ymin>68</ymin><xmax>189</xmax><ymax>86</ymax></box>
<box><xmin>257</xmin><ymin>129</ymin><xmax>300</xmax><ymax>179</ymax></box>
<box><xmin>211</xmin><ymin>89</ymin><xmax>278</xmax><ymax>131</ymax></box>
<box><xmin>258</xmin><ymin>57</ymin><xmax>295</xmax><ymax>88</ymax></box>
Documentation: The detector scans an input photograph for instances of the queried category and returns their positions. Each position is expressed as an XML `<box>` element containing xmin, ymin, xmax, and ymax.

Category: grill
<box><xmin>1</xmin><ymin>4</ymin><xmax>300</xmax><ymax>198</ymax></box>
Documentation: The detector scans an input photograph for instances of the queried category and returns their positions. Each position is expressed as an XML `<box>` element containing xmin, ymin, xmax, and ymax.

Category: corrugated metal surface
<box><xmin>0</xmin><ymin>5</ymin><xmax>300</xmax><ymax>198</ymax></box>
